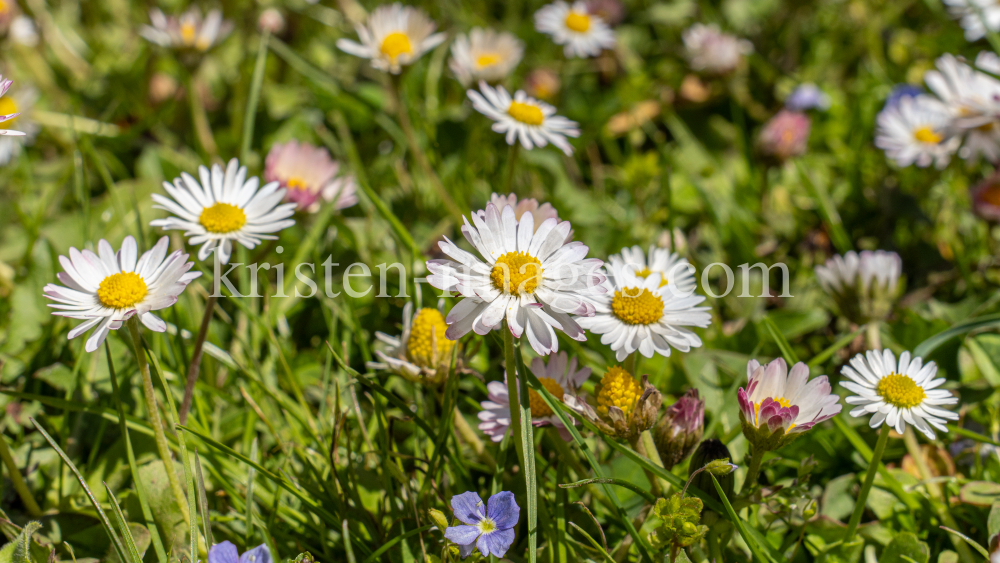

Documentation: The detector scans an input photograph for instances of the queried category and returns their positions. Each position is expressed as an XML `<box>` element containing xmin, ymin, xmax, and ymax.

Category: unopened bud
<box><xmin>704</xmin><ymin>458</ymin><xmax>736</xmax><ymax>477</ymax></box>
<box><xmin>654</xmin><ymin>389</ymin><xmax>704</xmax><ymax>470</ymax></box>
<box><xmin>428</xmin><ymin>508</ymin><xmax>450</xmax><ymax>531</ymax></box>
<box><xmin>258</xmin><ymin>8</ymin><xmax>285</xmax><ymax>34</ymax></box>
<box><xmin>688</xmin><ymin>439</ymin><xmax>735</xmax><ymax>507</ymax></box>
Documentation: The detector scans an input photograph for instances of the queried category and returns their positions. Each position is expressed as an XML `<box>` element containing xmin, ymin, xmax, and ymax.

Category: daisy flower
<box><xmin>564</xmin><ymin>365</ymin><xmax>661</xmax><ymax>442</ymax></box>
<box><xmin>534</xmin><ymin>0</ymin><xmax>616</xmax><ymax>58</ymax></box>
<box><xmin>368</xmin><ymin>302</ymin><xmax>457</xmax><ymax>385</ymax></box>
<box><xmin>738</xmin><ymin>359</ymin><xmax>842</xmax><ymax>446</ymax></box>
<box><xmin>43</xmin><ymin>236</ymin><xmax>201</xmax><ymax>353</ymax></box>
<box><xmin>426</xmin><ymin>202</ymin><xmax>605</xmax><ymax>356</ymax></box>
<box><xmin>576</xmin><ymin>261</ymin><xmax>710</xmax><ymax>362</ymax></box>
<box><xmin>478</xmin><ymin>351</ymin><xmax>590</xmax><ymax>442</ymax></box>
<box><xmin>335</xmin><ymin>3</ymin><xmax>446</xmax><ymax>75</ymax></box>
<box><xmin>0</xmin><ymin>76</ymin><xmax>26</xmax><ymax>137</ymax></box>
<box><xmin>444</xmin><ymin>491</ymin><xmax>519</xmax><ymax>559</ymax></box>
<box><xmin>971</xmin><ymin>171</ymin><xmax>1000</xmax><ymax>221</ymax></box>
<box><xmin>9</xmin><ymin>16</ymin><xmax>39</xmax><ymax>48</ymax></box>
<box><xmin>875</xmin><ymin>94</ymin><xmax>960</xmax><ymax>169</ymax></box>
<box><xmin>757</xmin><ymin>110</ymin><xmax>811</xmax><ymax>161</ymax></box>
<box><xmin>682</xmin><ymin>23</ymin><xmax>753</xmax><ymax>75</ymax></box>
<box><xmin>467</xmin><ymin>81</ymin><xmax>580</xmax><ymax>155</ymax></box>
<box><xmin>607</xmin><ymin>245</ymin><xmax>697</xmax><ymax>294</ymax></box>
<box><xmin>815</xmin><ymin>250</ymin><xmax>903</xmax><ymax>324</ymax></box>
<box><xmin>942</xmin><ymin>0</ymin><xmax>1000</xmax><ymax>41</ymax></box>
<box><xmin>140</xmin><ymin>7</ymin><xmax>232</xmax><ymax>52</ymax></box>
<box><xmin>483</xmin><ymin>192</ymin><xmax>563</xmax><ymax>232</ymax></box>
<box><xmin>924</xmin><ymin>54</ymin><xmax>1000</xmax><ymax>162</ymax></box>
<box><xmin>264</xmin><ymin>140</ymin><xmax>357</xmax><ymax>213</ymax></box>
<box><xmin>449</xmin><ymin>28</ymin><xmax>524</xmax><ymax>86</ymax></box>
<box><xmin>652</xmin><ymin>388</ymin><xmax>704</xmax><ymax>469</ymax></box>
<box><xmin>150</xmin><ymin>158</ymin><xmax>297</xmax><ymax>265</ymax></box>
<box><xmin>841</xmin><ymin>350</ymin><xmax>959</xmax><ymax>439</ymax></box>
<box><xmin>0</xmin><ymin>83</ymin><xmax>35</xmax><ymax>162</ymax></box>
<box><xmin>524</xmin><ymin>68</ymin><xmax>561</xmax><ymax>100</ymax></box>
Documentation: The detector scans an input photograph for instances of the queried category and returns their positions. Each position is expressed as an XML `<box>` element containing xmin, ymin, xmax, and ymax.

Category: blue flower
<box><xmin>443</xmin><ymin>491</ymin><xmax>520</xmax><ymax>559</ymax></box>
<box><xmin>884</xmin><ymin>84</ymin><xmax>924</xmax><ymax>111</ymax></box>
<box><xmin>208</xmin><ymin>541</ymin><xmax>272</xmax><ymax>563</ymax></box>
<box><xmin>785</xmin><ymin>83</ymin><xmax>830</xmax><ymax>111</ymax></box>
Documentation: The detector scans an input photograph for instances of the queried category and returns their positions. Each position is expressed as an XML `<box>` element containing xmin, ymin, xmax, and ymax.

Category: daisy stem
<box><xmin>0</xmin><ymin>431</ymin><xmax>42</xmax><ymax>517</ymax></box>
<box><xmin>865</xmin><ymin>321</ymin><xmax>881</xmax><ymax>350</ymax></box>
<box><xmin>185</xmin><ymin>71</ymin><xmax>218</xmax><ymax>160</ymax></box>
<box><xmin>126</xmin><ymin>317</ymin><xmax>191</xmax><ymax>527</ymax></box>
<box><xmin>240</xmin><ymin>29</ymin><xmax>270</xmax><ymax>164</ymax></box>
<box><xmin>503</xmin><ymin>143</ymin><xmax>520</xmax><ymax>194</ymax></box>
<box><xmin>634</xmin><ymin>430</ymin><xmax>666</xmax><ymax>497</ymax></box>
<box><xmin>178</xmin><ymin>294</ymin><xmax>217</xmax><ymax>425</ymax></box>
<box><xmin>739</xmin><ymin>444</ymin><xmax>765</xmax><ymax>495</ymax></box>
<box><xmin>624</xmin><ymin>352</ymin><xmax>637</xmax><ymax>376</ymax></box>
<box><xmin>502</xmin><ymin>322</ymin><xmax>526</xmax><ymax>464</ymax></box>
<box><xmin>844</xmin><ymin>426</ymin><xmax>890</xmax><ymax>541</ymax></box>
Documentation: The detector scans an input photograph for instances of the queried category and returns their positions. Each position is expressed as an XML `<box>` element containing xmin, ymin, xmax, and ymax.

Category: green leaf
<box><xmin>709</xmin><ymin>474</ymin><xmax>778</xmax><ymax>563</ymax></box>
<box><xmin>0</xmin><ymin>521</ymin><xmax>41</xmax><ymax>563</ymax></box>
<box><xmin>913</xmin><ymin>313</ymin><xmax>1000</xmax><ymax>358</ymax></box>
<box><xmin>960</xmin><ymin>481</ymin><xmax>1000</xmax><ymax>507</ymax></box>
<box><xmin>879</xmin><ymin>532</ymin><xmax>929</xmax><ymax>563</ymax></box>
<box><xmin>938</xmin><ymin>527</ymin><xmax>990</xmax><ymax>559</ymax></box>
<box><xmin>988</xmin><ymin>501</ymin><xmax>1000</xmax><ymax>538</ymax></box>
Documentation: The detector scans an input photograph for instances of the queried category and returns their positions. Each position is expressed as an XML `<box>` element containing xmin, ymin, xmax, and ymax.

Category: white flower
<box><xmin>875</xmin><ymin>94</ymin><xmax>960</xmax><ymax>168</ymax></box>
<box><xmin>0</xmin><ymin>76</ymin><xmax>26</xmax><ymax>137</ymax></box>
<box><xmin>977</xmin><ymin>50</ymin><xmax>1000</xmax><ymax>75</ymax></box>
<box><xmin>264</xmin><ymin>140</ymin><xmax>357</xmax><ymax>213</ymax></box>
<box><xmin>367</xmin><ymin>302</ymin><xmax>457</xmax><ymax>385</ymax></box>
<box><xmin>426</xmin><ymin>202</ymin><xmax>605</xmax><ymax>356</ymax></box>
<box><xmin>534</xmin><ymin>0</ymin><xmax>616</xmax><ymax>58</ymax></box>
<box><xmin>467</xmin><ymin>81</ymin><xmax>580</xmax><ymax>155</ymax></box>
<box><xmin>478</xmin><ymin>352</ymin><xmax>590</xmax><ymax>442</ymax></box>
<box><xmin>9</xmin><ymin>16</ymin><xmax>38</xmax><ymax>47</ymax></box>
<box><xmin>815</xmin><ymin>250</ymin><xmax>903</xmax><ymax>324</ymax></box>
<box><xmin>449</xmin><ymin>28</ymin><xmax>524</xmax><ymax>86</ymax></box>
<box><xmin>841</xmin><ymin>350</ymin><xmax>959</xmax><ymax>439</ymax></box>
<box><xmin>942</xmin><ymin>0</ymin><xmax>1000</xmax><ymax>41</ymax></box>
<box><xmin>682</xmin><ymin>23</ymin><xmax>753</xmax><ymax>75</ymax></box>
<box><xmin>607</xmin><ymin>245</ymin><xmax>697</xmax><ymax>296</ymax></box>
<box><xmin>0</xmin><ymin>84</ymin><xmax>36</xmax><ymax>163</ymax></box>
<box><xmin>150</xmin><ymin>158</ymin><xmax>297</xmax><ymax>265</ymax></box>
<box><xmin>336</xmin><ymin>3</ymin><xmax>446</xmax><ymax>74</ymax></box>
<box><xmin>738</xmin><ymin>358</ymin><xmax>842</xmax><ymax>437</ymax></box>
<box><xmin>924</xmin><ymin>54</ymin><xmax>1000</xmax><ymax>162</ymax></box>
<box><xmin>576</xmin><ymin>261</ymin><xmax>711</xmax><ymax>362</ymax></box>
<box><xmin>43</xmin><ymin>236</ymin><xmax>201</xmax><ymax>352</ymax></box>
<box><xmin>140</xmin><ymin>7</ymin><xmax>232</xmax><ymax>52</ymax></box>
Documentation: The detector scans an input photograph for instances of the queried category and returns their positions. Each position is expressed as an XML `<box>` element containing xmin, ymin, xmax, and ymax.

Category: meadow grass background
<box><xmin>2</xmin><ymin>0</ymin><xmax>1000</xmax><ymax>561</ymax></box>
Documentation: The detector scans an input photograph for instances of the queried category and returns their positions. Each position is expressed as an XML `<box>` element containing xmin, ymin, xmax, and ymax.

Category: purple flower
<box><xmin>884</xmin><ymin>84</ymin><xmax>924</xmax><ymax>111</ymax></box>
<box><xmin>208</xmin><ymin>542</ymin><xmax>272</xmax><ymax>563</ymax></box>
<box><xmin>785</xmin><ymin>83</ymin><xmax>830</xmax><ymax>111</ymax></box>
<box><xmin>443</xmin><ymin>491</ymin><xmax>520</xmax><ymax>559</ymax></box>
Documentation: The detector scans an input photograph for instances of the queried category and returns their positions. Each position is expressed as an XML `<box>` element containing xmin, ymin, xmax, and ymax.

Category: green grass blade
<box><xmin>759</xmin><ymin>316</ymin><xmax>800</xmax><ymax>364</ymax></box>
<box><xmin>710</xmin><ymin>474</ymin><xmax>777</xmax><ymax>563</ymax></box>
<box><xmin>241</xmin><ymin>30</ymin><xmax>270</xmax><ymax>163</ymax></box>
<box><xmin>512</xmin><ymin>342</ymin><xmax>538</xmax><ymax>563</ymax></box>
<box><xmin>831</xmin><ymin>417</ymin><xmax>920</xmax><ymax>511</ymax></box>
<box><xmin>795</xmin><ymin>160</ymin><xmax>852</xmax><ymax>254</ymax></box>
<box><xmin>246</xmin><ymin>438</ymin><xmax>259</xmax><ymax>547</ymax></box>
<box><xmin>194</xmin><ymin>449</ymin><xmax>215</xmax><ymax>548</ymax></box>
<box><xmin>104</xmin><ymin>483</ymin><xmax>144</xmax><ymax>563</ymax></box>
<box><xmin>567</xmin><ymin>523</ymin><xmax>616</xmax><ymax>563</ymax></box>
<box><xmin>559</xmin><ymin>478</ymin><xmax>657</xmax><ymax>504</ymax></box>
<box><xmin>913</xmin><ymin>313</ymin><xmax>1000</xmax><ymax>358</ymax></box>
<box><xmin>343</xmin><ymin>520</ymin><xmax>358</xmax><ymax>563</ymax></box>
<box><xmin>939</xmin><ymin>526</ymin><xmax>991</xmax><ymax>559</ymax></box>
<box><xmin>808</xmin><ymin>325</ymin><xmax>866</xmax><ymax>369</ymax></box>
<box><xmin>360</xmin><ymin>526</ymin><xmax>432</xmax><ymax>563</ymax></box>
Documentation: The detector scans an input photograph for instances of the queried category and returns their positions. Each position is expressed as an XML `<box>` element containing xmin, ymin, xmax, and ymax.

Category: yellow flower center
<box><xmin>199</xmin><ymin>203</ymin><xmax>247</xmax><ymax>234</ymax></box>
<box><xmin>380</xmin><ymin>32</ymin><xmax>413</xmax><ymax>61</ymax></box>
<box><xmin>877</xmin><ymin>372</ymin><xmax>926</xmax><ymax>409</ymax></box>
<box><xmin>913</xmin><ymin>126</ymin><xmax>942</xmax><ymax>144</ymax></box>
<box><xmin>634</xmin><ymin>268</ymin><xmax>670</xmax><ymax>288</ymax></box>
<box><xmin>490</xmin><ymin>251</ymin><xmax>543</xmax><ymax>295</ymax></box>
<box><xmin>0</xmin><ymin>96</ymin><xmax>18</xmax><ymax>129</ymax></box>
<box><xmin>97</xmin><ymin>272</ymin><xmax>148</xmax><ymax>309</ymax></box>
<box><xmin>180</xmin><ymin>22</ymin><xmax>197</xmax><ymax>45</ymax></box>
<box><xmin>286</xmin><ymin>177</ymin><xmax>309</xmax><ymax>191</ymax></box>
<box><xmin>507</xmin><ymin>101</ymin><xmax>545</xmax><ymax>126</ymax></box>
<box><xmin>476</xmin><ymin>53</ymin><xmax>503</xmax><ymax>68</ymax></box>
<box><xmin>527</xmin><ymin>376</ymin><xmax>565</xmax><ymax>418</ymax></box>
<box><xmin>611</xmin><ymin>288</ymin><xmax>663</xmax><ymax>325</ymax></box>
<box><xmin>752</xmin><ymin>397</ymin><xmax>795</xmax><ymax>432</ymax></box>
<box><xmin>477</xmin><ymin>517</ymin><xmax>497</xmax><ymax>534</ymax></box>
<box><xmin>596</xmin><ymin>366</ymin><xmax>643</xmax><ymax>418</ymax></box>
<box><xmin>0</xmin><ymin>0</ymin><xmax>7</xmax><ymax>13</ymax></box>
<box><xmin>405</xmin><ymin>308</ymin><xmax>455</xmax><ymax>369</ymax></box>
<box><xmin>565</xmin><ymin>11</ymin><xmax>591</xmax><ymax>32</ymax></box>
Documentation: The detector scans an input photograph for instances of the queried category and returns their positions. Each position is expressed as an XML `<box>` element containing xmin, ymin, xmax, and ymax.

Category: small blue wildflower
<box><xmin>884</xmin><ymin>84</ymin><xmax>924</xmax><ymax>111</ymax></box>
<box><xmin>443</xmin><ymin>491</ymin><xmax>520</xmax><ymax>559</ymax></box>
<box><xmin>208</xmin><ymin>541</ymin><xmax>272</xmax><ymax>563</ymax></box>
<box><xmin>785</xmin><ymin>83</ymin><xmax>830</xmax><ymax>111</ymax></box>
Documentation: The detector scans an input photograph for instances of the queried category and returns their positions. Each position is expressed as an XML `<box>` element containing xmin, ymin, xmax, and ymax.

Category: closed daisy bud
<box><xmin>565</xmin><ymin>366</ymin><xmax>661</xmax><ymax>442</ymax></box>
<box><xmin>653</xmin><ymin>389</ymin><xmax>704</xmax><ymax>470</ymax></box>
<box><xmin>814</xmin><ymin>250</ymin><xmax>904</xmax><ymax>324</ymax></box>
<box><xmin>688</xmin><ymin>439</ymin><xmax>735</xmax><ymax>512</ymax></box>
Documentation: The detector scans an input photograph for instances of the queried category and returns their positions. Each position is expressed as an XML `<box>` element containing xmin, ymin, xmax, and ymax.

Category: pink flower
<box><xmin>758</xmin><ymin>110</ymin><xmax>811</xmax><ymax>161</ymax></box>
<box><xmin>738</xmin><ymin>358</ymin><xmax>841</xmax><ymax>440</ymax></box>
<box><xmin>971</xmin><ymin>171</ymin><xmax>1000</xmax><ymax>222</ymax></box>
<box><xmin>264</xmin><ymin>140</ymin><xmax>357</xmax><ymax>213</ymax></box>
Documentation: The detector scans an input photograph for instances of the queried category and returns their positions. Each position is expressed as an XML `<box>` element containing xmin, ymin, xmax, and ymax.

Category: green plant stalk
<box><xmin>739</xmin><ymin>445</ymin><xmax>764</xmax><ymax>495</ymax></box>
<box><xmin>503</xmin><ymin>143</ymin><xmax>520</xmax><ymax>194</ymax></box>
<box><xmin>637</xmin><ymin>429</ymin><xmax>669</xmax><ymax>495</ymax></box>
<box><xmin>126</xmin><ymin>317</ymin><xmax>191</xmax><ymax>526</ymax></box>
<box><xmin>0</xmin><ymin>431</ymin><xmax>42</xmax><ymax>517</ymax></box>
<box><xmin>623</xmin><ymin>352</ymin><xmax>637</xmax><ymax>376</ymax></box>
<box><xmin>502</xmin><ymin>323</ymin><xmax>526</xmax><ymax>466</ymax></box>
<box><xmin>179</xmin><ymin>294</ymin><xmax>217</xmax><ymax>425</ymax></box>
<box><xmin>844</xmin><ymin>426</ymin><xmax>890</xmax><ymax>540</ymax></box>
<box><xmin>185</xmin><ymin>71</ymin><xmax>218</xmax><ymax>159</ymax></box>
<box><xmin>866</xmin><ymin>321</ymin><xmax>881</xmax><ymax>351</ymax></box>
<box><xmin>505</xmin><ymin>324</ymin><xmax>538</xmax><ymax>562</ymax></box>
<box><xmin>241</xmin><ymin>30</ymin><xmax>270</xmax><ymax>163</ymax></box>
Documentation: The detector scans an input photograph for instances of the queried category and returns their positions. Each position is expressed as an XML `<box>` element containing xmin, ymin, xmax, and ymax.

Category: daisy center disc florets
<box><xmin>565</xmin><ymin>11</ymin><xmax>591</xmax><ymax>32</ymax></box>
<box><xmin>913</xmin><ymin>126</ymin><xmax>942</xmax><ymax>144</ymax></box>
<box><xmin>381</xmin><ymin>32</ymin><xmax>413</xmax><ymax>61</ymax></box>
<box><xmin>476</xmin><ymin>53</ymin><xmax>502</xmax><ymax>68</ymax></box>
<box><xmin>406</xmin><ymin>308</ymin><xmax>454</xmax><ymax>369</ymax></box>
<box><xmin>753</xmin><ymin>397</ymin><xmax>791</xmax><ymax>418</ymax></box>
<box><xmin>527</xmin><ymin>376</ymin><xmax>565</xmax><ymax>417</ymax></box>
<box><xmin>611</xmin><ymin>288</ymin><xmax>664</xmax><ymax>325</ymax></box>
<box><xmin>0</xmin><ymin>97</ymin><xmax>18</xmax><ymax>129</ymax></box>
<box><xmin>876</xmin><ymin>372</ymin><xmax>926</xmax><ymax>409</ymax></box>
<box><xmin>596</xmin><ymin>366</ymin><xmax>643</xmax><ymax>418</ymax></box>
<box><xmin>180</xmin><ymin>22</ymin><xmax>197</xmax><ymax>44</ymax></box>
<box><xmin>199</xmin><ymin>203</ymin><xmax>247</xmax><ymax>234</ymax></box>
<box><xmin>490</xmin><ymin>251</ymin><xmax>543</xmax><ymax>295</ymax></box>
<box><xmin>286</xmin><ymin>177</ymin><xmax>309</xmax><ymax>191</ymax></box>
<box><xmin>507</xmin><ymin>101</ymin><xmax>545</xmax><ymax>126</ymax></box>
<box><xmin>98</xmin><ymin>272</ymin><xmax>148</xmax><ymax>309</ymax></box>
<box><xmin>635</xmin><ymin>267</ymin><xmax>669</xmax><ymax>288</ymax></box>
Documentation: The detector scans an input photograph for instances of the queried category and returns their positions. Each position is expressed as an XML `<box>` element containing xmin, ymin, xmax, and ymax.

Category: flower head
<box><xmin>565</xmin><ymin>366</ymin><xmax>661</xmax><ymax>441</ymax></box>
<box><xmin>258</xmin><ymin>9</ymin><xmax>286</xmax><ymax>34</ymax></box>
<box><xmin>9</xmin><ymin>16</ymin><xmax>39</xmax><ymax>47</ymax></box>
<box><xmin>0</xmin><ymin>83</ymin><xmax>36</xmax><ymax>163</ymax></box>
<box><xmin>682</xmin><ymin>24</ymin><xmax>753</xmax><ymax>75</ymax></box>
<box><xmin>924</xmin><ymin>54</ymin><xmax>1000</xmax><ymax>162</ymax></box>
<box><xmin>444</xmin><ymin>491</ymin><xmax>520</xmax><ymax>559</ymax></box>
<box><xmin>449</xmin><ymin>28</ymin><xmax>524</xmax><ymax>86</ymax></box>
<box><xmin>264</xmin><ymin>140</ymin><xmax>357</xmax><ymax>213</ymax></box>
<box><xmin>524</xmin><ymin>68</ymin><xmax>561</xmax><ymax>100</ymax></box>
<box><xmin>336</xmin><ymin>3</ymin><xmax>446</xmax><ymax>74</ymax></box>
<box><xmin>484</xmin><ymin>193</ymin><xmax>563</xmax><ymax>233</ymax></box>
<box><xmin>785</xmin><ymin>83</ymin><xmax>830</xmax><ymax>111</ymax></box>
<box><xmin>576</xmin><ymin>261</ymin><xmax>710</xmax><ymax>361</ymax></box>
<box><xmin>585</xmin><ymin>0</ymin><xmax>625</xmax><ymax>26</ymax></box>
<box><xmin>368</xmin><ymin>302</ymin><xmax>458</xmax><ymax>385</ymax></box>
<box><xmin>478</xmin><ymin>351</ymin><xmax>590</xmax><ymax>441</ymax></box>
<box><xmin>943</xmin><ymin>0</ymin><xmax>1000</xmax><ymax>41</ymax></box>
<box><xmin>208</xmin><ymin>541</ymin><xmax>272</xmax><ymax>563</ymax></box>
<box><xmin>841</xmin><ymin>349</ymin><xmax>959</xmax><ymax>439</ymax></box>
<box><xmin>653</xmin><ymin>389</ymin><xmax>704</xmax><ymax>470</ymax></box>
<box><xmin>150</xmin><ymin>158</ymin><xmax>297</xmax><ymax>265</ymax></box>
<box><xmin>607</xmin><ymin>245</ymin><xmax>697</xmax><ymax>293</ymax></box>
<box><xmin>0</xmin><ymin>76</ymin><xmax>26</xmax><ymax>137</ymax></box>
<box><xmin>972</xmin><ymin>171</ymin><xmax>1000</xmax><ymax>221</ymax></box>
<box><xmin>140</xmin><ymin>7</ymin><xmax>232</xmax><ymax>52</ymax></box>
<box><xmin>534</xmin><ymin>0</ymin><xmax>616</xmax><ymax>58</ymax></box>
<box><xmin>467</xmin><ymin>81</ymin><xmax>581</xmax><ymax>155</ymax></box>
<box><xmin>815</xmin><ymin>250</ymin><xmax>903</xmax><ymax>324</ymax></box>
<box><xmin>738</xmin><ymin>359</ymin><xmax>841</xmax><ymax>451</ymax></box>
<box><xmin>875</xmin><ymin>93</ymin><xmax>959</xmax><ymax>169</ymax></box>
<box><xmin>426</xmin><ymin>202</ymin><xmax>604</xmax><ymax>355</ymax></box>
<box><xmin>757</xmin><ymin>110</ymin><xmax>811</xmax><ymax>161</ymax></box>
<box><xmin>43</xmin><ymin>236</ymin><xmax>201</xmax><ymax>352</ymax></box>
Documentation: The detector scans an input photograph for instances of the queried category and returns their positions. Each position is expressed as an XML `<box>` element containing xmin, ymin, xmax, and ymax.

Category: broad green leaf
<box><xmin>959</xmin><ymin>481</ymin><xmax>1000</xmax><ymax>507</ymax></box>
<box><xmin>879</xmin><ymin>532</ymin><xmax>930</xmax><ymax>563</ymax></box>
